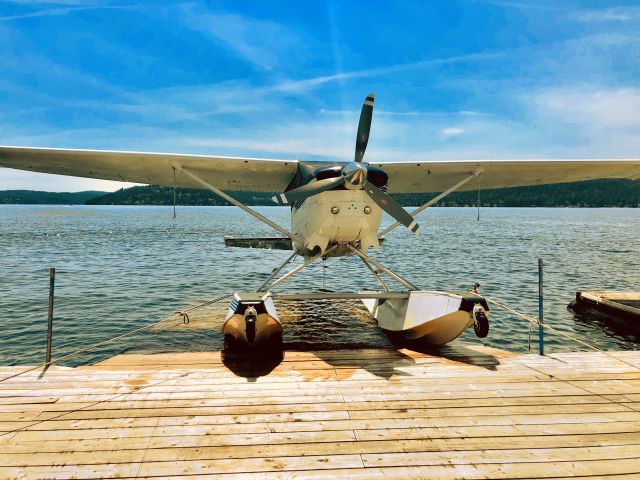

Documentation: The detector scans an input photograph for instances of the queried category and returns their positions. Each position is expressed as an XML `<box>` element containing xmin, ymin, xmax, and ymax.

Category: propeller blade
<box><xmin>363</xmin><ymin>181</ymin><xmax>420</xmax><ymax>235</ymax></box>
<box><xmin>272</xmin><ymin>176</ymin><xmax>345</xmax><ymax>204</ymax></box>
<box><xmin>354</xmin><ymin>93</ymin><xmax>375</xmax><ymax>163</ymax></box>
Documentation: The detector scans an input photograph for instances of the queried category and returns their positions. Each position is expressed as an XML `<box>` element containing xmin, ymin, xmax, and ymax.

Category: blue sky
<box><xmin>1</xmin><ymin>0</ymin><xmax>639</xmax><ymax>191</ymax></box>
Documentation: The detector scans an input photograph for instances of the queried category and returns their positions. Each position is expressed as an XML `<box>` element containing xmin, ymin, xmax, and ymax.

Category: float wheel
<box><xmin>473</xmin><ymin>309</ymin><xmax>489</xmax><ymax>338</ymax></box>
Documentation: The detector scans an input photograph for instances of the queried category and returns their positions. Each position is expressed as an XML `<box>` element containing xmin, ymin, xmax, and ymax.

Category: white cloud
<box><xmin>530</xmin><ymin>87</ymin><xmax>640</xmax><ymax>156</ymax></box>
<box><xmin>441</xmin><ymin>127</ymin><xmax>465</xmax><ymax>137</ymax></box>
<box><xmin>535</xmin><ymin>87</ymin><xmax>640</xmax><ymax>129</ymax></box>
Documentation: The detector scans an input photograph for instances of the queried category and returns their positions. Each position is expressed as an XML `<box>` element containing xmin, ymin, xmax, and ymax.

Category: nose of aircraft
<box><xmin>341</xmin><ymin>162</ymin><xmax>368</xmax><ymax>190</ymax></box>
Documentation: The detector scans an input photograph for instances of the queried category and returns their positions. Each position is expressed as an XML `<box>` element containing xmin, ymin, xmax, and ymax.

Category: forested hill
<box><xmin>0</xmin><ymin>190</ymin><xmax>105</xmax><ymax>204</ymax></box>
<box><xmin>2</xmin><ymin>179</ymin><xmax>638</xmax><ymax>206</ymax></box>
<box><xmin>86</xmin><ymin>179</ymin><xmax>640</xmax><ymax>207</ymax></box>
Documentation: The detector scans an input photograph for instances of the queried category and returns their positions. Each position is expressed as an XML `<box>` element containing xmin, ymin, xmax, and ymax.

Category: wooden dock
<box><xmin>572</xmin><ymin>291</ymin><xmax>640</xmax><ymax>323</ymax></box>
<box><xmin>1</xmin><ymin>343</ymin><xmax>640</xmax><ymax>479</ymax></box>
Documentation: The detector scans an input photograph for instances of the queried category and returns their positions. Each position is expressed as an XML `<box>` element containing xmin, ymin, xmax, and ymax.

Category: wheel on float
<box><xmin>473</xmin><ymin>308</ymin><xmax>489</xmax><ymax>338</ymax></box>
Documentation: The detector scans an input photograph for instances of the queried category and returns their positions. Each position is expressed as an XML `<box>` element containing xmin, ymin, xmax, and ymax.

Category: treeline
<box><xmin>2</xmin><ymin>179</ymin><xmax>639</xmax><ymax>207</ymax></box>
<box><xmin>87</xmin><ymin>179</ymin><xmax>640</xmax><ymax>207</ymax></box>
<box><xmin>86</xmin><ymin>185</ymin><xmax>271</xmax><ymax>206</ymax></box>
<box><xmin>0</xmin><ymin>190</ymin><xmax>105</xmax><ymax>204</ymax></box>
<box><xmin>396</xmin><ymin>179</ymin><xmax>640</xmax><ymax>208</ymax></box>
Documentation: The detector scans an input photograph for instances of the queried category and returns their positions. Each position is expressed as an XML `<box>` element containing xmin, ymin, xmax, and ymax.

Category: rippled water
<box><xmin>1</xmin><ymin>205</ymin><xmax>638</xmax><ymax>366</ymax></box>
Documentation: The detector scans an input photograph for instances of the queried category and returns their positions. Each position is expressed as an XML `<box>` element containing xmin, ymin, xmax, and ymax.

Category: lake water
<box><xmin>0</xmin><ymin>205</ymin><xmax>639</xmax><ymax>366</ymax></box>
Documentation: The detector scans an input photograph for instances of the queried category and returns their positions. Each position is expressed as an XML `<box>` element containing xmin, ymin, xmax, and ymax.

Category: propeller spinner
<box><xmin>272</xmin><ymin>94</ymin><xmax>420</xmax><ymax>235</ymax></box>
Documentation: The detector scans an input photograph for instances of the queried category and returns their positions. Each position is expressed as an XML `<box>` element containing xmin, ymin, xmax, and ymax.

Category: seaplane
<box><xmin>2</xmin><ymin>94</ymin><xmax>640</xmax><ymax>349</ymax></box>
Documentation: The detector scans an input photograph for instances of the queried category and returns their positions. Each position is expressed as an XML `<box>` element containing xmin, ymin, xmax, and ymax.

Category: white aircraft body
<box><xmin>2</xmin><ymin>94</ymin><xmax>640</xmax><ymax>348</ymax></box>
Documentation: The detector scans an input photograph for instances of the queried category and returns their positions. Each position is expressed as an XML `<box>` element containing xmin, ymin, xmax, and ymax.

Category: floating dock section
<box><xmin>2</xmin><ymin>344</ymin><xmax>640</xmax><ymax>478</ymax></box>
<box><xmin>572</xmin><ymin>291</ymin><xmax>640</xmax><ymax>323</ymax></box>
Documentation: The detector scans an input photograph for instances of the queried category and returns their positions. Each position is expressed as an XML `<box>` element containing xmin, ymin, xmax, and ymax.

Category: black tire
<box><xmin>474</xmin><ymin>309</ymin><xmax>489</xmax><ymax>338</ymax></box>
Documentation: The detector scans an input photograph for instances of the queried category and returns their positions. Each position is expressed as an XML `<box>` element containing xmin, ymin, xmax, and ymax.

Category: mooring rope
<box><xmin>486</xmin><ymin>297</ymin><xmax>640</xmax><ymax>415</ymax></box>
<box><xmin>486</xmin><ymin>297</ymin><xmax>640</xmax><ymax>372</ymax></box>
<box><xmin>0</xmin><ymin>293</ymin><xmax>232</xmax><ymax>383</ymax></box>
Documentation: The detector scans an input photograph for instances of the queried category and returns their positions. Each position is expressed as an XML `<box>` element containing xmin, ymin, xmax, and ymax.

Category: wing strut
<box><xmin>177</xmin><ymin>166</ymin><xmax>295</xmax><ymax>240</ymax></box>
<box><xmin>379</xmin><ymin>169</ymin><xmax>483</xmax><ymax>237</ymax></box>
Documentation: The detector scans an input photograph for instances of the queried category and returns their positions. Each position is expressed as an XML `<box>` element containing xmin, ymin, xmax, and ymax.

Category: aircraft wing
<box><xmin>374</xmin><ymin>159</ymin><xmax>640</xmax><ymax>193</ymax></box>
<box><xmin>2</xmin><ymin>146</ymin><xmax>640</xmax><ymax>194</ymax></box>
<box><xmin>0</xmin><ymin>146</ymin><xmax>300</xmax><ymax>192</ymax></box>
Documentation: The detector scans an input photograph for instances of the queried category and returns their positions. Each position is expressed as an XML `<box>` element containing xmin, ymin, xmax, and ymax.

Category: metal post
<box><xmin>46</xmin><ymin>267</ymin><xmax>55</xmax><ymax>365</ymax></box>
<box><xmin>538</xmin><ymin>258</ymin><xmax>544</xmax><ymax>356</ymax></box>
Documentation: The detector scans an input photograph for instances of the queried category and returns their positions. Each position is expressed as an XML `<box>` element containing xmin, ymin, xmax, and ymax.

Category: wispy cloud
<box><xmin>572</xmin><ymin>7</ymin><xmax>640</xmax><ymax>23</ymax></box>
<box><xmin>178</xmin><ymin>6</ymin><xmax>305</xmax><ymax>71</ymax></box>
<box><xmin>271</xmin><ymin>51</ymin><xmax>505</xmax><ymax>93</ymax></box>
<box><xmin>0</xmin><ymin>4</ymin><xmax>133</xmax><ymax>22</ymax></box>
<box><xmin>471</xmin><ymin>0</ymin><xmax>565</xmax><ymax>12</ymax></box>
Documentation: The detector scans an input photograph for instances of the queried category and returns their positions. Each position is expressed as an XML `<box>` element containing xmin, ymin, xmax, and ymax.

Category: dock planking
<box><xmin>1</xmin><ymin>343</ymin><xmax>640</xmax><ymax>479</ymax></box>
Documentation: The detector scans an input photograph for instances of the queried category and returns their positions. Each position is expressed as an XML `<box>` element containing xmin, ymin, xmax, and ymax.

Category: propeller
<box><xmin>362</xmin><ymin>180</ymin><xmax>420</xmax><ymax>234</ymax></box>
<box><xmin>272</xmin><ymin>93</ymin><xmax>420</xmax><ymax>235</ymax></box>
<box><xmin>355</xmin><ymin>93</ymin><xmax>375</xmax><ymax>163</ymax></box>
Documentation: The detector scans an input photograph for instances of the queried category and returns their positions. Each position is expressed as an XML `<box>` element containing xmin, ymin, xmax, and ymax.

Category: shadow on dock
<box><xmin>221</xmin><ymin>348</ymin><xmax>284</xmax><ymax>380</ymax></box>
<box><xmin>397</xmin><ymin>339</ymin><xmax>502</xmax><ymax>371</ymax></box>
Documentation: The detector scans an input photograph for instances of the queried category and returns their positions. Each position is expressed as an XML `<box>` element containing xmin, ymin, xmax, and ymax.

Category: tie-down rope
<box><xmin>486</xmin><ymin>297</ymin><xmax>640</xmax><ymax>372</ymax></box>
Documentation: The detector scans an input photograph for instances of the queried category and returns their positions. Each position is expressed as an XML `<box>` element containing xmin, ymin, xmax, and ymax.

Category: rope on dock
<box><xmin>486</xmin><ymin>297</ymin><xmax>640</xmax><ymax>372</ymax></box>
<box><xmin>487</xmin><ymin>297</ymin><xmax>640</xmax><ymax>415</ymax></box>
<box><xmin>0</xmin><ymin>293</ymin><xmax>233</xmax><ymax>384</ymax></box>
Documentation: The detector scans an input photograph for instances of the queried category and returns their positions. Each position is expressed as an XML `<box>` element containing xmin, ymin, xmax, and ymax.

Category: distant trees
<box><xmin>0</xmin><ymin>190</ymin><xmax>105</xmax><ymax>204</ymax></box>
<box><xmin>87</xmin><ymin>180</ymin><xmax>640</xmax><ymax>207</ymax></box>
<box><xmin>3</xmin><ymin>179</ymin><xmax>639</xmax><ymax>207</ymax></box>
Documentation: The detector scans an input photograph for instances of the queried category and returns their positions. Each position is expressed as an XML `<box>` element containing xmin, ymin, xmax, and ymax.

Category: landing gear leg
<box><xmin>347</xmin><ymin>244</ymin><xmax>418</xmax><ymax>291</ymax></box>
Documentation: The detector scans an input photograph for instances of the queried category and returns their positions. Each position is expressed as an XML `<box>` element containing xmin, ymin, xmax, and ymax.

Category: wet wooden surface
<box><xmin>1</xmin><ymin>343</ymin><xmax>640</xmax><ymax>479</ymax></box>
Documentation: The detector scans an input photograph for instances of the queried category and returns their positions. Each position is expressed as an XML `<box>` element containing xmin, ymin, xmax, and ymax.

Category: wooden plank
<box><xmin>8</xmin><ymin>375</ymin><xmax>640</xmax><ymax>409</ymax></box>
<box><xmin>3</xmin><ymin>400</ymin><xmax>635</xmax><ymax>434</ymax></box>
<box><xmin>3</xmin><ymin>432</ymin><xmax>640</xmax><ymax>468</ymax></box>
<box><xmin>4</xmin><ymin>395</ymin><xmax>637</xmax><ymax>425</ymax></box>
<box><xmin>6</xmin><ymin>419</ymin><xmax>640</xmax><ymax>455</ymax></box>
<box><xmin>10</xmin><ymin>411</ymin><xmax>640</xmax><ymax>443</ymax></box>
<box><xmin>9</xmin><ymin>377</ymin><xmax>640</xmax><ymax>410</ymax></box>
<box><xmin>361</xmin><ymin>444</ymin><xmax>640</xmax><ymax>467</ymax></box>
<box><xmin>158</xmin><ymin>459</ymin><xmax>640</xmax><ymax>479</ymax></box>
<box><xmin>353</xmin><ymin>421</ymin><xmax>640</xmax><ymax>442</ymax></box>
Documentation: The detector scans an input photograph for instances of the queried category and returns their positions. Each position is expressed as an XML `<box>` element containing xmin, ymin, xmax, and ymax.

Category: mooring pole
<box><xmin>46</xmin><ymin>267</ymin><xmax>55</xmax><ymax>365</ymax></box>
<box><xmin>538</xmin><ymin>258</ymin><xmax>544</xmax><ymax>356</ymax></box>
